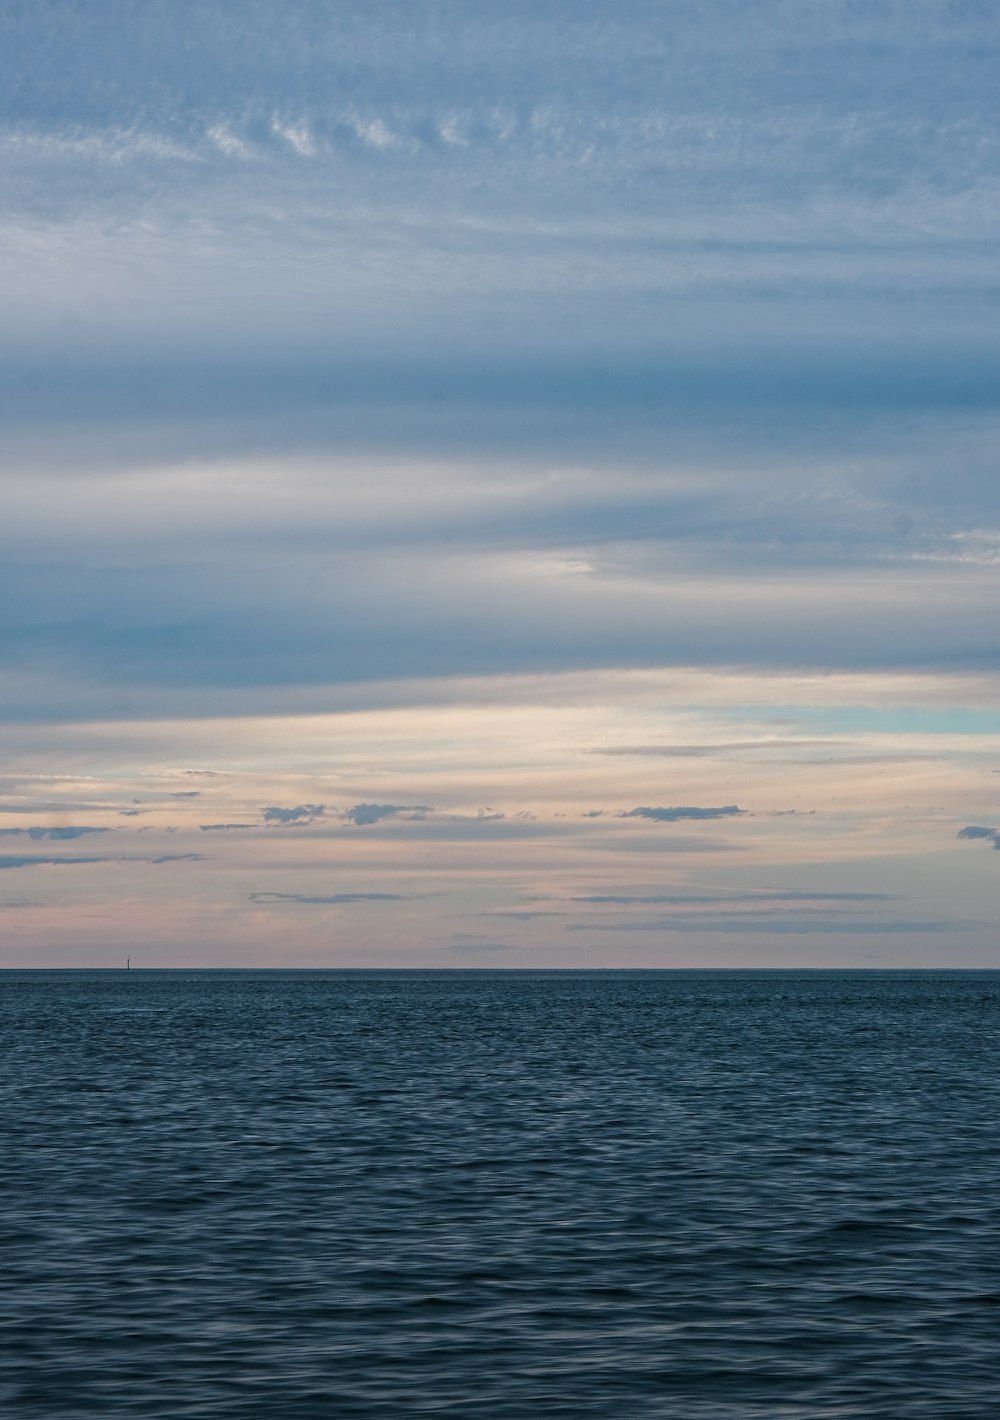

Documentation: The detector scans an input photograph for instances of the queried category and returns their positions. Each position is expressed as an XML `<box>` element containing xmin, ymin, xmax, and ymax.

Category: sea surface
<box><xmin>2</xmin><ymin>969</ymin><xmax>999</xmax><ymax>1418</ymax></box>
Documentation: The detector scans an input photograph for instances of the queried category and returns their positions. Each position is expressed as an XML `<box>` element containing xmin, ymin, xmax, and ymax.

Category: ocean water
<box><xmin>2</xmin><ymin>969</ymin><xmax>999</xmax><ymax>1418</ymax></box>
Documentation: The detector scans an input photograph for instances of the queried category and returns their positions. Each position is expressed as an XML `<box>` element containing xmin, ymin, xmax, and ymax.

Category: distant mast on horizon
<box><xmin>126</xmin><ymin>957</ymin><xmax>130</xmax><ymax>970</ymax></box>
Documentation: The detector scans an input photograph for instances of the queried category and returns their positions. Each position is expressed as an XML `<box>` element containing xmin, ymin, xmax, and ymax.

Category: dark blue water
<box><xmin>3</xmin><ymin>969</ymin><xmax>1000</xmax><ymax>1417</ymax></box>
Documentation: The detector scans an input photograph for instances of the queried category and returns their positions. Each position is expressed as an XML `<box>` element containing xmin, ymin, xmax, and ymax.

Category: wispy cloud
<box><xmin>342</xmin><ymin>803</ymin><xmax>430</xmax><ymax>826</ymax></box>
<box><xmin>449</xmin><ymin>941</ymin><xmax>521</xmax><ymax>956</ymax></box>
<box><xmin>619</xmin><ymin>806</ymin><xmax>745</xmax><ymax>823</ymax></box>
<box><xmin>249</xmin><ymin>891</ymin><xmax>410</xmax><ymax>905</ymax></box>
<box><xmin>2</xmin><ymin>4</ymin><xmax>999</xmax><ymax>963</ymax></box>
<box><xmin>0</xmin><ymin>852</ymin><xmax>203</xmax><ymax>870</ymax></box>
<box><xmin>595</xmin><ymin>741</ymin><xmax>847</xmax><ymax>758</ymax></box>
<box><xmin>567</xmin><ymin>916</ymin><xmax>980</xmax><ymax>936</ymax></box>
<box><xmin>958</xmin><ymin>825</ymin><xmax>1000</xmax><ymax>849</ymax></box>
<box><xmin>262</xmin><ymin>804</ymin><xmax>325</xmax><ymax>824</ymax></box>
<box><xmin>570</xmin><ymin>891</ymin><xmax>896</xmax><ymax>905</ymax></box>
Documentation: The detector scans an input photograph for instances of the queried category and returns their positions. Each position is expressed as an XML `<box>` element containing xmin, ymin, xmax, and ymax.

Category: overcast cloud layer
<box><xmin>2</xmin><ymin>3</ymin><xmax>998</xmax><ymax>965</ymax></box>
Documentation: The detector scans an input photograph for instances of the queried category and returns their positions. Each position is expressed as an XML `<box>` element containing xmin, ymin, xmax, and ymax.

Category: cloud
<box><xmin>619</xmin><ymin>805</ymin><xmax>745</xmax><ymax>823</ymax></box>
<box><xmin>343</xmin><ymin>803</ymin><xmax>430</xmax><ymax>826</ymax></box>
<box><xmin>170</xmin><ymin>790</ymin><xmax>200</xmax><ymax>798</ymax></box>
<box><xmin>249</xmin><ymin>891</ymin><xmax>410</xmax><ymax>905</ymax></box>
<box><xmin>1</xmin><ymin>6</ymin><xmax>1000</xmax><ymax>734</ymax></box>
<box><xmin>0</xmin><ymin>802</ymin><xmax>110</xmax><ymax>814</ymax></box>
<box><xmin>8</xmin><ymin>437</ymin><xmax>1000</xmax><ymax>726</ymax></box>
<box><xmin>478</xmin><ymin>910</ymin><xmax>561</xmax><ymax>921</ymax></box>
<box><xmin>570</xmin><ymin>891</ymin><xmax>896</xmax><ymax>905</ymax></box>
<box><xmin>2</xmin><ymin>4</ymin><xmax>1000</xmax><ymax>968</ymax></box>
<box><xmin>595</xmin><ymin>741</ymin><xmax>848</xmax><ymax>758</ymax></box>
<box><xmin>335</xmin><ymin>813</ymin><xmax>563</xmax><ymax>842</ymax></box>
<box><xmin>0</xmin><ymin>826</ymin><xmax>110</xmax><ymax>840</ymax></box>
<box><xmin>958</xmin><ymin>825</ymin><xmax>1000</xmax><ymax>849</ymax></box>
<box><xmin>449</xmin><ymin>941</ymin><xmax>521</xmax><ymax>956</ymax></box>
<box><xmin>567</xmin><ymin>916</ymin><xmax>980</xmax><ymax>936</ymax></box>
<box><xmin>600</xmin><ymin>836</ymin><xmax>747</xmax><ymax>855</ymax></box>
<box><xmin>0</xmin><ymin>852</ymin><xmax>203</xmax><ymax>869</ymax></box>
<box><xmin>261</xmin><ymin>804</ymin><xmax>325</xmax><ymax>824</ymax></box>
<box><xmin>0</xmin><ymin>854</ymin><xmax>116</xmax><ymax>869</ymax></box>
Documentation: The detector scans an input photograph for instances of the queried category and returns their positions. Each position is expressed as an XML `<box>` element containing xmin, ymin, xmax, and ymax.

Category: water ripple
<box><xmin>2</xmin><ymin>969</ymin><xmax>999</xmax><ymax>1417</ymax></box>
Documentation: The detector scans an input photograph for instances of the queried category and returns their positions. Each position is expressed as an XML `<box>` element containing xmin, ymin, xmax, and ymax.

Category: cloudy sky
<box><xmin>2</xmin><ymin>1</ymin><xmax>999</xmax><ymax>966</ymax></box>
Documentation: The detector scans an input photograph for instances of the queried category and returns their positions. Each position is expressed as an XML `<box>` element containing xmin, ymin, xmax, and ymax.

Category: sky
<box><xmin>2</xmin><ymin>0</ymin><xmax>999</xmax><ymax>967</ymax></box>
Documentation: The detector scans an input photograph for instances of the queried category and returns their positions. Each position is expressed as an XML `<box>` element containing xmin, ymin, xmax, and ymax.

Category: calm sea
<box><xmin>2</xmin><ymin>969</ymin><xmax>999</xmax><ymax>1417</ymax></box>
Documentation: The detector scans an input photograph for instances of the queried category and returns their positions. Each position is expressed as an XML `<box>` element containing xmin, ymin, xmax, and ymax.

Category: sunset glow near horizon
<box><xmin>3</xmin><ymin>1</ymin><xmax>1000</xmax><ymax>966</ymax></box>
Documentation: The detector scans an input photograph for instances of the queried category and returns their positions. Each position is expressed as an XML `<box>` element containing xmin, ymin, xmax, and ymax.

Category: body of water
<box><xmin>3</xmin><ymin>968</ymin><xmax>999</xmax><ymax>1416</ymax></box>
